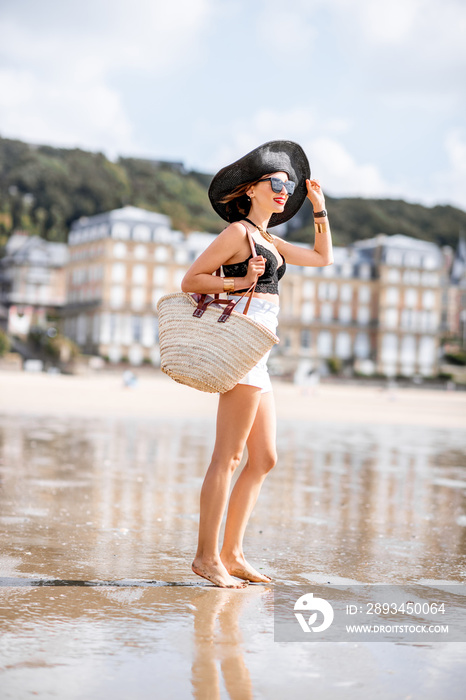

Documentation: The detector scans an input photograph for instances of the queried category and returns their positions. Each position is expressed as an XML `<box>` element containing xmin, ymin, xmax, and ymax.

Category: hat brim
<box><xmin>208</xmin><ymin>140</ymin><xmax>311</xmax><ymax>227</ymax></box>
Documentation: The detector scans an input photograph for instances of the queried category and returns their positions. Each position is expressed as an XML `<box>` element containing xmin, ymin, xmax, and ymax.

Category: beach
<box><xmin>1</xmin><ymin>369</ymin><xmax>464</xmax><ymax>426</ymax></box>
<box><xmin>0</xmin><ymin>371</ymin><xmax>465</xmax><ymax>699</ymax></box>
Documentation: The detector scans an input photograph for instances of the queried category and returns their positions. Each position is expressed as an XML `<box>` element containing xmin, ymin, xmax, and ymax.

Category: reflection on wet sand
<box><xmin>0</xmin><ymin>415</ymin><xmax>465</xmax><ymax>699</ymax></box>
<box><xmin>0</xmin><ymin>416</ymin><xmax>465</xmax><ymax>583</ymax></box>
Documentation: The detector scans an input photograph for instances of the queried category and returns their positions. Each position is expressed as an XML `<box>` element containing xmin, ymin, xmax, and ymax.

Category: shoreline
<box><xmin>1</xmin><ymin>370</ymin><xmax>465</xmax><ymax>427</ymax></box>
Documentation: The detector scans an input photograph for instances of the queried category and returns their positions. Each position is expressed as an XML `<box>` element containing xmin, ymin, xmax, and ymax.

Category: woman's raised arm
<box><xmin>273</xmin><ymin>177</ymin><xmax>334</xmax><ymax>267</ymax></box>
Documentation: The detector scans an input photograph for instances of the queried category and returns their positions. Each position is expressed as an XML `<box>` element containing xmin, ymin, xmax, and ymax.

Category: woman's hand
<box><xmin>245</xmin><ymin>255</ymin><xmax>266</xmax><ymax>286</ymax></box>
<box><xmin>306</xmin><ymin>178</ymin><xmax>326</xmax><ymax>212</ymax></box>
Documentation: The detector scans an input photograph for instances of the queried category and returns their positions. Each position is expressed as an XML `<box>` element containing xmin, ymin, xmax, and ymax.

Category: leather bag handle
<box><xmin>192</xmin><ymin>223</ymin><xmax>260</xmax><ymax>323</ymax></box>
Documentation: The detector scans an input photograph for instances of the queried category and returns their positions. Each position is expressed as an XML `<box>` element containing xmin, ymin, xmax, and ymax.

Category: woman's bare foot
<box><xmin>192</xmin><ymin>557</ymin><xmax>249</xmax><ymax>588</ymax></box>
<box><xmin>220</xmin><ymin>553</ymin><xmax>272</xmax><ymax>583</ymax></box>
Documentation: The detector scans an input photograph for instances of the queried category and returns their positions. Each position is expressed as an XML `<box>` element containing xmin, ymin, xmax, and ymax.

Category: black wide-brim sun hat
<box><xmin>208</xmin><ymin>140</ymin><xmax>311</xmax><ymax>227</ymax></box>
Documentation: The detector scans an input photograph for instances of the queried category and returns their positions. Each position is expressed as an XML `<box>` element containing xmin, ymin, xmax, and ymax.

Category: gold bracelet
<box><xmin>315</xmin><ymin>221</ymin><xmax>329</xmax><ymax>234</ymax></box>
<box><xmin>223</xmin><ymin>278</ymin><xmax>235</xmax><ymax>293</ymax></box>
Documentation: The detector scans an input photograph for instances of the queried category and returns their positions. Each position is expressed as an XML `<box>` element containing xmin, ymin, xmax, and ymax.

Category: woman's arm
<box><xmin>273</xmin><ymin>178</ymin><xmax>334</xmax><ymax>267</ymax></box>
<box><xmin>181</xmin><ymin>222</ymin><xmax>266</xmax><ymax>294</ymax></box>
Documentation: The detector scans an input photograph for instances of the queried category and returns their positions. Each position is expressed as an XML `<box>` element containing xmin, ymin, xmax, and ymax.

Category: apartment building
<box><xmin>63</xmin><ymin>205</ymin><xmax>447</xmax><ymax>378</ymax></box>
<box><xmin>278</xmin><ymin>234</ymin><xmax>443</xmax><ymax>377</ymax></box>
<box><xmin>0</xmin><ymin>232</ymin><xmax>68</xmax><ymax>335</ymax></box>
<box><xmin>63</xmin><ymin>206</ymin><xmax>215</xmax><ymax>363</ymax></box>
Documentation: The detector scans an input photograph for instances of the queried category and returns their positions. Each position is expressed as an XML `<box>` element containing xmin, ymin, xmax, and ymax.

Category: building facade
<box><xmin>278</xmin><ymin>234</ymin><xmax>443</xmax><ymax>378</ymax></box>
<box><xmin>0</xmin><ymin>232</ymin><xmax>68</xmax><ymax>335</ymax></box>
<box><xmin>63</xmin><ymin>206</ymin><xmax>215</xmax><ymax>364</ymax></box>
<box><xmin>63</xmin><ymin>206</ymin><xmax>447</xmax><ymax>378</ymax></box>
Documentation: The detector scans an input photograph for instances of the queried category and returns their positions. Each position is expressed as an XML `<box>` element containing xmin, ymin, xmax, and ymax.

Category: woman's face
<box><xmin>247</xmin><ymin>171</ymin><xmax>292</xmax><ymax>215</ymax></box>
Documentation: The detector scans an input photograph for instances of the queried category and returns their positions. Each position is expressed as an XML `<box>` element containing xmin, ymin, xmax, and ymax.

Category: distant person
<box><xmin>122</xmin><ymin>369</ymin><xmax>137</xmax><ymax>388</ymax></box>
<box><xmin>181</xmin><ymin>141</ymin><xmax>334</xmax><ymax>587</ymax></box>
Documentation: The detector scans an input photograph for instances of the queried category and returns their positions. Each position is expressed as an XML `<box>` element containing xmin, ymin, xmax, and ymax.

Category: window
<box><xmin>134</xmin><ymin>244</ymin><xmax>147</xmax><ymax>259</ymax></box>
<box><xmin>133</xmin><ymin>225</ymin><xmax>151</xmax><ymax>242</ymax></box>
<box><xmin>301</xmin><ymin>302</ymin><xmax>314</xmax><ymax>322</ymax></box>
<box><xmin>386</xmin><ymin>287</ymin><xmax>399</xmax><ymax>305</ymax></box>
<box><xmin>111</xmin><ymin>223</ymin><xmax>130</xmax><ymax>240</ymax></box>
<box><xmin>354</xmin><ymin>332</ymin><xmax>370</xmax><ymax>359</ymax></box>
<box><xmin>387</xmin><ymin>268</ymin><xmax>400</xmax><ymax>283</ymax></box>
<box><xmin>338</xmin><ymin>305</ymin><xmax>352</xmax><ymax>323</ymax></box>
<box><xmin>359</xmin><ymin>264</ymin><xmax>371</xmax><ymax>279</ymax></box>
<box><xmin>358</xmin><ymin>285</ymin><xmax>371</xmax><ymax>303</ymax></box>
<box><xmin>403</xmin><ymin>269</ymin><xmax>420</xmax><ymax>285</ymax></box>
<box><xmin>317</xmin><ymin>331</ymin><xmax>333</xmax><ymax>357</ymax></box>
<box><xmin>132</xmin><ymin>264</ymin><xmax>147</xmax><ymax>285</ymax></box>
<box><xmin>422</xmin><ymin>290</ymin><xmax>435</xmax><ymax>309</ymax></box>
<box><xmin>110</xmin><ymin>286</ymin><xmax>125</xmax><ymax>308</ymax></box>
<box><xmin>318</xmin><ymin>282</ymin><xmax>328</xmax><ymax>300</ymax></box>
<box><xmin>153</xmin><ymin>267</ymin><xmax>168</xmax><ymax>286</ymax></box>
<box><xmin>340</xmin><ymin>284</ymin><xmax>352</xmax><ymax>302</ymax></box>
<box><xmin>357</xmin><ymin>306</ymin><xmax>370</xmax><ymax>325</ymax></box>
<box><xmin>421</xmin><ymin>272</ymin><xmax>439</xmax><ymax>287</ymax></box>
<box><xmin>427</xmin><ymin>311</ymin><xmax>438</xmax><ymax>331</ymax></box>
<box><xmin>386</xmin><ymin>250</ymin><xmax>402</xmax><ymax>266</ymax></box>
<box><xmin>404</xmin><ymin>252</ymin><xmax>421</xmax><ymax>268</ymax></box>
<box><xmin>302</xmin><ymin>280</ymin><xmax>315</xmax><ymax>299</ymax></box>
<box><xmin>341</xmin><ymin>263</ymin><xmax>353</xmax><ymax>278</ymax></box>
<box><xmin>400</xmin><ymin>335</ymin><xmax>416</xmax><ymax>363</ymax></box>
<box><xmin>320</xmin><ymin>302</ymin><xmax>333</xmax><ymax>322</ymax></box>
<box><xmin>422</xmin><ymin>254</ymin><xmax>437</xmax><ymax>270</ymax></box>
<box><xmin>131</xmin><ymin>315</ymin><xmax>142</xmax><ymax>343</ymax></box>
<box><xmin>175</xmin><ymin>249</ymin><xmax>188</xmax><ymax>264</ymax></box>
<box><xmin>401</xmin><ymin>308</ymin><xmax>414</xmax><ymax>329</ymax></box>
<box><xmin>301</xmin><ymin>329</ymin><xmax>312</xmax><ymax>348</ymax></box>
<box><xmin>381</xmin><ymin>333</ymin><xmax>398</xmax><ymax>362</ymax></box>
<box><xmin>113</xmin><ymin>243</ymin><xmax>127</xmax><ymax>258</ymax></box>
<box><xmin>385</xmin><ymin>308</ymin><xmax>398</xmax><ymax>329</ymax></box>
<box><xmin>418</xmin><ymin>335</ymin><xmax>435</xmax><ymax>364</ymax></box>
<box><xmin>404</xmin><ymin>288</ymin><xmax>418</xmax><ymax>307</ymax></box>
<box><xmin>336</xmin><ymin>332</ymin><xmax>351</xmax><ymax>359</ymax></box>
<box><xmin>112</xmin><ymin>263</ymin><xmax>126</xmax><ymax>283</ymax></box>
<box><xmin>131</xmin><ymin>287</ymin><xmax>145</xmax><ymax>310</ymax></box>
<box><xmin>155</xmin><ymin>246</ymin><xmax>169</xmax><ymax>262</ymax></box>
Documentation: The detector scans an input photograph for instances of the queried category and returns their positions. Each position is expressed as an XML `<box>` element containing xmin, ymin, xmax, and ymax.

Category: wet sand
<box><xmin>0</xmin><ymin>372</ymin><xmax>465</xmax><ymax>699</ymax></box>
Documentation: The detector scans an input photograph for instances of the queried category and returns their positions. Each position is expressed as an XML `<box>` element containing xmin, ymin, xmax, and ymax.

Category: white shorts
<box><xmin>228</xmin><ymin>295</ymin><xmax>279</xmax><ymax>393</ymax></box>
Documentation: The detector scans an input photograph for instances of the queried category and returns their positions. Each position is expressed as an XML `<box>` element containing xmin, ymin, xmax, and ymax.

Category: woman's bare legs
<box><xmin>220</xmin><ymin>390</ymin><xmax>276</xmax><ymax>582</ymax></box>
<box><xmin>192</xmin><ymin>384</ymin><xmax>262</xmax><ymax>588</ymax></box>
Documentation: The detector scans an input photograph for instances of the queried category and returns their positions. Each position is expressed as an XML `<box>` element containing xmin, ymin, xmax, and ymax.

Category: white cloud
<box><xmin>0</xmin><ymin>0</ymin><xmax>211</xmax><ymax>154</ymax></box>
<box><xmin>205</xmin><ymin>107</ymin><xmax>317</xmax><ymax>172</ymax></box>
<box><xmin>205</xmin><ymin>107</ymin><xmax>391</xmax><ymax>200</ymax></box>
<box><xmin>305</xmin><ymin>137</ymin><xmax>392</xmax><ymax>198</ymax></box>
<box><xmin>431</xmin><ymin>129</ymin><xmax>466</xmax><ymax>210</ymax></box>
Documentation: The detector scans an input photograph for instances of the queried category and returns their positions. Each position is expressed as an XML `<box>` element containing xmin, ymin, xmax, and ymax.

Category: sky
<box><xmin>0</xmin><ymin>0</ymin><xmax>465</xmax><ymax>210</ymax></box>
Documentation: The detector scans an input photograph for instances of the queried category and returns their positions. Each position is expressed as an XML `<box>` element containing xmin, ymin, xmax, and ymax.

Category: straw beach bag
<box><xmin>156</xmin><ymin>232</ymin><xmax>279</xmax><ymax>393</ymax></box>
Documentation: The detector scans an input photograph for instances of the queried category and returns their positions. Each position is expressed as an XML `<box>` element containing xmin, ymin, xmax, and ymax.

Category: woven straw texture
<box><xmin>157</xmin><ymin>292</ymin><xmax>279</xmax><ymax>393</ymax></box>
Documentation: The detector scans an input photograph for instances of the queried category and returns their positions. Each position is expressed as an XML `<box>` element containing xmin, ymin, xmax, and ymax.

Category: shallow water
<box><xmin>0</xmin><ymin>414</ymin><xmax>465</xmax><ymax>699</ymax></box>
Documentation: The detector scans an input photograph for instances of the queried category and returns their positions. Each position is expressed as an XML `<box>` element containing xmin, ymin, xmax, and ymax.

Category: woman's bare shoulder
<box><xmin>214</xmin><ymin>221</ymin><xmax>249</xmax><ymax>249</ymax></box>
<box><xmin>217</xmin><ymin>220</ymin><xmax>248</xmax><ymax>239</ymax></box>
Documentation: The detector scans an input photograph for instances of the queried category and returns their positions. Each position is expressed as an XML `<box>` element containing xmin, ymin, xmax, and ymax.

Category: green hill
<box><xmin>0</xmin><ymin>135</ymin><xmax>465</xmax><ymax>249</ymax></box>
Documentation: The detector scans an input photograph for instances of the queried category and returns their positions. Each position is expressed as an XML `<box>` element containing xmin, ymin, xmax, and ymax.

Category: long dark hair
<box><xmin>218</xmin><ymin>178</ymin><xmax>262</xmax><ymax>222</ymax></box>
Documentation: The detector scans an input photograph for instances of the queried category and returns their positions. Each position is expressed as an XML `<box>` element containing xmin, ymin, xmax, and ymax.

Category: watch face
<box><xmin>315</xmin><ymin>209</ymin><xmax>327</xmax><ymax>217</ymax></box>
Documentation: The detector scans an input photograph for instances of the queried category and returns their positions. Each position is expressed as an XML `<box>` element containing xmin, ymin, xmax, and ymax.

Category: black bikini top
<box><xmin>222</xmin><ymin>241</ymin><xmax>286</xmax><ymax>295</ymax></box>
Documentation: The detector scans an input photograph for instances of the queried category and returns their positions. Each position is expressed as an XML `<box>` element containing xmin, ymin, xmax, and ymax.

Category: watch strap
<box><xmin>314</xmin><ymin>209</ymin><xmax>327</xmax><ymax>218</ymax></box>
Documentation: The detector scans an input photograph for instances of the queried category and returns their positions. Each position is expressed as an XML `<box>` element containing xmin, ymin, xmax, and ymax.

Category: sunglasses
<box><xmin>257</xmin><ymin>177</ymin><xmax>296</xmax><ymax>196</ymax></box>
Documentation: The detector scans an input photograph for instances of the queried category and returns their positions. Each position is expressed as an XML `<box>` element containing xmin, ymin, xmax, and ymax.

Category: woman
<box><xmin>181</xmin><ymin>141</ymin><xmax>333</xmax><ymax>588</ymax></box>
